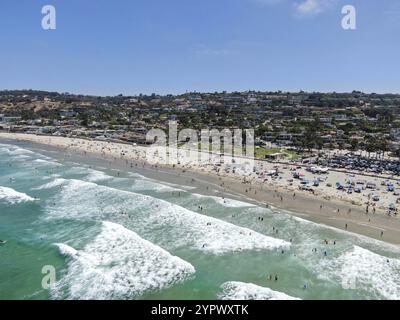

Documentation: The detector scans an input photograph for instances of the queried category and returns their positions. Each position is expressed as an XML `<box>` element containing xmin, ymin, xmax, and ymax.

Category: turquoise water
<box><xmin>0</xmin><ymin>141</ymin><xmax>400</xmax><ymax>300</ymax></box>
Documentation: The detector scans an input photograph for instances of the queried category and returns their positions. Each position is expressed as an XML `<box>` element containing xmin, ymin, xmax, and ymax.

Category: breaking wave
<box><xmin>45</xmin><ymin>179</ymin><xmax>290</xmax><ymax>254</ymax></box>
<box><xmin>0</xmin><ymin>186</ymin><xmax>36</xmax><ymax>204</ymax></box>
<box><xmin>53</xmin><ymin>221</ymin><xmax>195</xmax><ymax>300</ymax></box>
<box><xmin>219</xmin><ymin>282</ymin><xmax>300</xmax><ymax>300</ymax></box>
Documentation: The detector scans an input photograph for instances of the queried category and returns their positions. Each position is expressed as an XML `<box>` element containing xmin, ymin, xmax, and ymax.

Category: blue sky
<box><xmin>0</xmin><ymin>0</ymin><xmax>399</xmax><ymax>95</ymax></box>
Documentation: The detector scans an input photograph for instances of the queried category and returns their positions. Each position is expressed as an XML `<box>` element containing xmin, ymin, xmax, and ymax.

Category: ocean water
<box><xmin>1</xmin><ymin>141</ymin><xmax>400</xmax><ymax>300</ymax></box>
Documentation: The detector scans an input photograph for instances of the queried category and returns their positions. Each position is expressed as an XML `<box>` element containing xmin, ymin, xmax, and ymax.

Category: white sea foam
<box><xmin>0</xmin><ymin>144</ymin><xmax>58</xmax><ymax>165</ymax></box>
<box><xmin>85</xmin><ymin>169</ymin><xmax>114</xmax><ymax>182</ymax></box>
<box><xmin>160</xmin><ymin>180</ymin><xmax>196</xmax><ymax>190</ymax></box>
<box><xmin>11</xmin><ymin>154</ymin><xmax>32</xmax><ymax>161</ymax></box>
<box><xmin>192</xmin><ymin>193</ymin><xmax>256</xmax><ymax>208</ymax></box>
<box><xmin>63</xmin><ymin>166</ymin><xmax>114</xmax><ymax>182</ymax></box>
<box><xmin>212</xmin><ymin>196</ymin><xmax>256</xmax><ymax>208</ymax></box>
<box><xmin>219</xmin><ymin>282</ymin><xmax>300</xmax><ymax>300</ymax></box>
<box><xmin>155</xmin><ymin>204</ymin><xmax>289</xmax><ymax>254</ymax></box>
<box><xmin>46</xmin><ymin>179</ymin><xmax>290</xmax><ymax>254</ymax></box>
<box><xmin>291</xmin><ymin>215</ymin><xmax>400</xmax><ymax>255</ymax></box>
<box><xmin>57</xmin><ymin>243</ymin><xmax>79</xmax><ymax>257</ymax></box>
<box><xmin>131</xmin><ymin>178</ymin><xmax>187</xmax><ymax>193</ymax></box>
<box><xmin>0</xmin><ymin>145</ymin><xmax>35</xmax><ymax>156</ymax></box>
<box><xmin>33</xmin><ymin>178</ymin><xmax>66</xmax><ymax>190</ymax></box>
<box><xmin>53</xmin><ymin>221</ymin><xmax>195</xmax><ymax>300</ymax></box>
<box><xmin>333</xmin><ymin>246</ymin><xmax>400</xmax><ymax>299</ymax></box>
<box><xmin>64</xmin><ymin>166</ymin><xmax>92</xmax><ymax>175</ymax></box>
<box><xmin>32</xmin><ymin>159</ymin><xmax>61</xmax><ymax>167</ymax></box>
<box><xmin>129</xmin><ymin>173</ymin><xmax>195</xmax><ymax>193</ymax></box>
<box><xmin>0</xmin><ymin>186</ymin><xmax>36</xmax><ymax>204</ymax></box>
<box><xmin>128</xmin><ymin>170</ymin><xmax>194</xmax><ymax>191</ymax></box>
<box><xmin>0</xmin><ymin>146</ymin><xmax>46</xmax><ymax>164</ymax></box>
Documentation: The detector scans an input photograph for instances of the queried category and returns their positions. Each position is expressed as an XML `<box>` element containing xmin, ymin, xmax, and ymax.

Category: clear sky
<box><xmin>0</xmin><ymin>0</ymin><xmax>399</xmax><ymax>95</ymax></box>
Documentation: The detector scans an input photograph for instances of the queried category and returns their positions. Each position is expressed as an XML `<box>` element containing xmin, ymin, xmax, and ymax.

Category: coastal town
<box><xmin>1</xmin><ymin>90</ymin><xmax>400</xmax><ymax>155</ymax></box>
<box><xmin>1</xmin><ymin>90</ymin><xmax>400</xmax><ymax>236</ymax></box>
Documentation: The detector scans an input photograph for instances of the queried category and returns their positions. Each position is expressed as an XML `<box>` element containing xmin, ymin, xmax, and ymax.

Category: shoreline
<box><xmin>1</xmin><ymin>132</ymin><xmax>400</xmax><ymax>246</ymax></box>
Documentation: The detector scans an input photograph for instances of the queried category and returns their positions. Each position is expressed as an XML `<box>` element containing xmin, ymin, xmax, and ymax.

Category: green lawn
<box><xmin>255</xmin><ymin>147</ymin><xmax>301</xmax><ymax>160</ymax></box>
<box><xmin>178</xmin><ymin>143</ymin><xmax>302</xmax><ymax>160</ymax></box>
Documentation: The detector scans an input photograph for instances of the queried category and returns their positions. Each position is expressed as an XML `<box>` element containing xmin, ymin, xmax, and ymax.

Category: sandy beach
<box><xmin>1</xmin><ymin>132</ymin><xmax>400</xmax><ymax>245</ymax></box>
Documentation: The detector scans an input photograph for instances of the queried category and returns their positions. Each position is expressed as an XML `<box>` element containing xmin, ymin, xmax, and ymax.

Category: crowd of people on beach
<box><xmin>5</xmin><ymin>134</ymin><xmax>398</xmax><ymax>244</ymax></box>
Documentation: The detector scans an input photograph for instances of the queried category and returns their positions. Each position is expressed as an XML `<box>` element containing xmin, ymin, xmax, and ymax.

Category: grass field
<box><xmin>254</xmin><ymin>147</ymin><xmax>301</xmax><ymax>160</ymax></box>
<box><xmin>178</xmin><ymin>142</ymin><xmax>302</xmax><ymax>161</ymax></box>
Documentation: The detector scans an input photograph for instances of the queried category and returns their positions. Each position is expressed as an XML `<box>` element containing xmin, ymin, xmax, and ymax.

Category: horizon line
<box><xmin>1</xmin><ymin>88</ymin><xmax>400</xmax><ymax>98</ymax></box>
